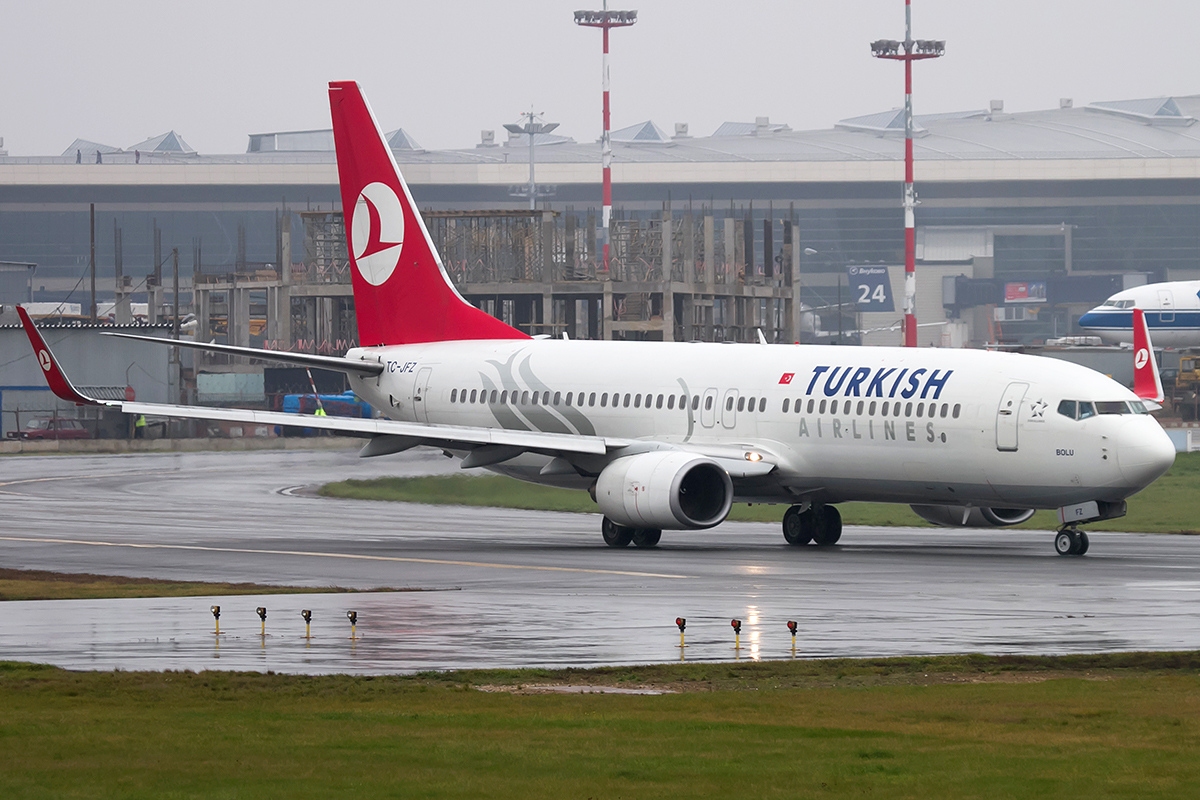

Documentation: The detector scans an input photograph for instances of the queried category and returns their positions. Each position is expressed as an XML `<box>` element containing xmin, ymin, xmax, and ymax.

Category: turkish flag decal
<box><xmin>779</xmin><ymin>372</ymin><xmax>795</xmax><ymax>385</ymax></box>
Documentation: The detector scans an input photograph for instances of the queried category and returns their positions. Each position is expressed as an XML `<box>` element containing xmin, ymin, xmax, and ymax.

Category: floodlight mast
<box><xmin>871</xmin><ymin>0</ymin><xmax>944</xmax><ymax>347</ymax></box>
<box><xmin>574</xmin><ymin>3</ymin><xmax>637</xmax><ymax>273</ymax></box>
<box><xmin>504</xmin><ymin>111</ymin><xmax>559</xmax><ymax>211</ymax></box>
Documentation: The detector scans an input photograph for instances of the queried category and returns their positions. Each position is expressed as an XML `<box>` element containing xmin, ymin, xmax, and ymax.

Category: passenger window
<box><xmin>782</xmin><ymin>398</ymin><xmax>790</xmax><ymax>413</ymax></box>
<box><xmin>692</xmin><ymin>396</ymin><xmax>700</xmax><ymax>411</ymax></box>
<box><xmin>916</xmin><ymin>402</ymin><xmax>924</xmax><ymax>417</ymax></box>
<box><xmin>634</xmin><ymin>394</ymin><xmax>642</xmax><ymax>409</ymax></box>
<box><xmin>952</xmin><ymin>404</ymin><xmax>961</xmax><ymax>419</ymax></box>
<box><xmin>894</xmin><ymin>403</ymin><xmax>902</xmax><ymax>417</ymax></box>
<box><xmin>1078</xmin><ymin>402</ymin><xmax>1095</xmax><ymax>420</ymax></box>
<box><xmin>490</xmin><ymin>390</ymin><xmax>498</xmax><ymax>403</ymax></box>
<box><xmin>746</xmin><ymin>396</ymin><xmax>755</xmax><ymax>411</ymax></box>
<box><xmin>819</xmin><ymin>399</ymin><xmax>827</xmax><ymax>414</ymax></box>
<box><xmin>704</xmin><ymin>396</ymin><xmax>713</xmax><ymax>411</ymax></box>
<box><xmin>565</xmin><ymin>392</ymin><xmax>573</xmax><ymax>406</ymax></box>
<box><xmin>656</xmin><ymin>395</ymin><xmax>664</xmax><ymax>409</ymax></box>
<box><xmin>869</xmin><ymin>401</ymin><xmax>876</xmax><ymax>415</ymax></box>
<box><xmin>521</xmin><ymin>391</ymin><xmax>530</xmax><ymax>405</ymax></box>
<box><xmin>500</xmin><ymin>390</ymin><xmax>508</xmax><ymax>404</ymax></box>
<box><xmin>450</xmin><ymin>389</ymin><xmax>458</xmax><ymax>403</ymax></box>
<box><xmin>881</xmin><ymin>401</ymin><xmax>889</xmax><ymax>416</ymax></box>
<box><xmin>759</xmin><ymin>398</ymin><xmax>766</xmax><ymax>412</ymax></box>
<box><xmin>470</xmin><ymin>389</ymin><xmax>478</xmax><ymax>403</ymax></box>
<box><xmin>589</xmin><ymin>392</ymin><xmax>597</xmax><ymax>407</ymax></box>
<box><xmin>830</xmin><ymin>400</ymin><xmax>839</xmax><ymax>415</ymax></box>
<box><xmin>726</xmin><ymin>396</ymin><xmax>734</xmax><ymax>411</ymax></box>
<box><xmin>1057</xmin><ymin>400</ymin><xmax>1077</xmax><ymax>419</ymax></box>
<box><xmin>600</xmin><ymin>393</ymin><xmax>608</xmax><ymax>407</ymax></box>
<box><xmin>737</xmin><ymin>397</ymin><xmax>746</xmax><ymax>412</ymax></box>
<box><xmin>531</xmin><ymin>392</ymin><xmax>539</xmax><ymax>405</ymax></box>
<box><xmin>553</xmin><ymin>392</ymin><xmax>561</xmax><ymax>406</ymax></box>
<box><xmin>623</xmin><ymin>393</ymin><xmax>631</xmax><ymax>408</ymax></box>
<box><xmin>856</xmin><ymin>400</ymin><xmax>864</xmax><ymax>415</ymax></box>
<box><xmin>940</xmin><ymin>403</ymin><xmax>948</xmax><ymax>418</ymax></box>
<box><xmin>668</xmin><ymin>395</ymin><xmax>676</xmax><ymax>410</ymax></box>
<box><xmin>904</xmin><ymin>402</ymin><xmax>912</xmax><ymax>416</ymax></box>
<box><xmin>807</xmin><ymin>399</ymin><xmax>815</xmax><ymax>414</ymax></box>
<box><xmin>543</xmin><ymin>392</ymin><xmax>551</xmax><ymax>405</ymax></box>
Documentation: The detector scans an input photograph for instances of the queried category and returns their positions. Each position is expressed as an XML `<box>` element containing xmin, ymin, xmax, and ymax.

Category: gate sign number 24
<box><xmin>847</xmin><ymin>266</ymin><xmax>895</xmax><ymax>312</ymax></box>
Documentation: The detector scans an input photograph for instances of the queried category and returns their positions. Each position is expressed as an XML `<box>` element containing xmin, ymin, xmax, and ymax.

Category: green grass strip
<box><xmin>321</xmin><ymin>451</ymin><xmax>1200</xmax><ymax>533</ymax></box>
<box><xmin>0</xmin><ymin>568</ymin><xmax>382</xmax><ymax>602</ymax></box>
<box><xmin>2</xmin><ymin>653</ymin><xmax>1200</xmax><ymax>798</ymax></box>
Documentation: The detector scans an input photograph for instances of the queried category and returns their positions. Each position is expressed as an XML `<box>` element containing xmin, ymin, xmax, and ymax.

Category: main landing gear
<box><xmin>1054</xmin><ymin>527</ymin><xmax>1090</xmax><ymax>557</ymax></box>
<box><xmin>782</xmin><ymin>504</ymin><xmax>842</xmax><ymax>546</ymax></box>
<box><xmin>601</xmin><ymin>517</ymin><xmax>662</xmax><ymax>548</ymax></box>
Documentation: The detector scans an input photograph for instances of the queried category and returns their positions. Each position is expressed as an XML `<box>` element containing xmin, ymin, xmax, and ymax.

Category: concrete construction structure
<box><xmin>4</xmin><ymin>94</ymin><xmax>1200</xmax><ymax>362</ymax></box>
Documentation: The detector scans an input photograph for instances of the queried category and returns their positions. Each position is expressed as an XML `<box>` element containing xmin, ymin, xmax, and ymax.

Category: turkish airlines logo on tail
<box><xmin>350</xmin><ymin>182</ymin><xmax>405</xmax><ymax>286</ymax></box>
<box><xmin>1134</xmin><ymin>348</ymin><xmax>1150</xmax><ymax>370</ymax></box>
<box><xmin>779</xmin><ymin>372</ymin><xmax>795</xmax><ymax>385</ymax></box>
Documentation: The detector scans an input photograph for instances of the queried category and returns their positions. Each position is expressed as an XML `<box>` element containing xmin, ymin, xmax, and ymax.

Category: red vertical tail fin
<box><xmin>328</xmin><ymin>81</ymin><xmax>527</xmax><ymax>346</ymax></box>
<box><xmin>1132</xmin><ymin>308</ymin><xmax>1164</xmax><ymax>405</ymax></box>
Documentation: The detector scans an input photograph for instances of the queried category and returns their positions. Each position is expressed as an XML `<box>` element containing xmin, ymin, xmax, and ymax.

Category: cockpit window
<box><xmin>1102</xmin><ymin>300</ymin><xmax>1118</xmax><ymax>307</ymax></box>
<box><xmin>1061</xmin><ymin>399</ymin><xmax>1146</xmax><ymax>419</ymax></box>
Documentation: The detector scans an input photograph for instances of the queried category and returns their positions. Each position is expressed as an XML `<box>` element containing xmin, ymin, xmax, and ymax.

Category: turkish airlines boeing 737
<box><xmin>18</xmin><ymin>81</ymin><xmax>1176</xmax><ymax>557</ymax></box>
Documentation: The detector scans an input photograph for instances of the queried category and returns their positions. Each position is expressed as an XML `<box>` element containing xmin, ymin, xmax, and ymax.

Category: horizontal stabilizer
<box><xmin>101</xmin><ymin>332</ymin><xmax>384</xmax><ymax>376</ymax></box>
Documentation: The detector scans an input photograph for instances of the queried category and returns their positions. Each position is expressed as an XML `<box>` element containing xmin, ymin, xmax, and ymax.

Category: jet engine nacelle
<box><xmin>910</xmin><ymin>504</ymin><xmax>1036</xmax><ymax>528</ymax></box>
<box><xmin>596</xmin><ymin>451</ymin><xmax>733</xmax><ymax>530</ymax></box>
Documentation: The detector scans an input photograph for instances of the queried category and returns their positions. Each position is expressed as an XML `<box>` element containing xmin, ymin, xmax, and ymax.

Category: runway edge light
<box><xmin>301</xmin><ymin>609</ymin><xmax>312</xmax><ymax>639</ymax></box>
<box><xmin>347</xmin><ymin>610</ymin><xmax>358</xmax><ymax>640</ymax></box>
<box><xmin>787</xmin><ymin>620</ymin><xmax>798</xmax><ymax>657</ymax></box>
<box><xmin>675</xmin><ymin>617</ymin><xmax>686</xmax><ymax>650</ymax></box>
<box><xmin>210</xmin><ymin>605</ymin><xmax>221</xmax><ymax>635</ymax></box>
<box><xmin>257</xmin><ymin>606</ymin><xmax>267</xmax><ymax>636</ymax></box>
<box><xmin>731</xmin><ymin>618</ymin><xmax>742</xmax><ymax>650</ymax></box>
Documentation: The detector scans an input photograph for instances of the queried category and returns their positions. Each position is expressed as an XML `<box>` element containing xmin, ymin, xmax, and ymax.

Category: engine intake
<box><xmin>910</xmin><ymin>504</ymin><xmax>1036</xmax><ymax>528</ymax></box>
<box><xmin>596</xmin><ymin>451</ymin><xmax>733</xmax><ymax>530</ymax></box>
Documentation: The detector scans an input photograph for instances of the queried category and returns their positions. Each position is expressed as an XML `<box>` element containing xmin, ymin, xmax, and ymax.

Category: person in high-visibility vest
<box><xmin>134</xmin><ymin>414</ymin><xmax>147</xmax><ymax>439</ymax></box>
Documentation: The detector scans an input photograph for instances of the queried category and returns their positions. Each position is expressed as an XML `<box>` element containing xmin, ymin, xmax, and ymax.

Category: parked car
<box><xmin>6</xmin><ymin>417</ymin><xmax>92</xmax><ymax>440</ymax></box>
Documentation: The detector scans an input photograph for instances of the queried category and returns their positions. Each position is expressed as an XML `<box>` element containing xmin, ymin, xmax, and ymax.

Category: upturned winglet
<box><xmin>16</xmin><ymin>305</ymin><xmax>105</xmax><ymax>406</ymax></box>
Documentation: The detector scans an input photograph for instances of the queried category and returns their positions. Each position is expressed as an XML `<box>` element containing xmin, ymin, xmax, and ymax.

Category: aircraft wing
<box><xmin>19</xmin><ymin>306</ymin><xmax>779</xmax><ymax>475</ymax></box>
<box><xmin>101</xmin><ymin>331</ymin><xmax>384</xmax><ymax>376</ymax></box>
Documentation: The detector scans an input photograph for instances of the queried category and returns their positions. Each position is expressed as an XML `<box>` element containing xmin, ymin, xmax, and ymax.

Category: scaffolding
<box><xmin>191</xmin><ymin>205</ymin><xmax>804</xmax><ymax>353</ymax></box>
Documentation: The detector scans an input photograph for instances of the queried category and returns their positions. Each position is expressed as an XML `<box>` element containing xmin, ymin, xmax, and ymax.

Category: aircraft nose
<box><xmin>1077</xmin><ymin>311</ymin><xmax>1102</xmax><ymax>330</ymax></box>
<box><xmin>1117</xmin><ymin>421</ymin><xmax>1176</xmax><ymax>489</ymax></box>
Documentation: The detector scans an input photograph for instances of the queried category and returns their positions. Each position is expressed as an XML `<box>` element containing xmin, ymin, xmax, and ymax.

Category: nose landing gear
<box><xmin>1054</xmin><ymin>527</ymin><xmax>1090</xmax><ymax>557</ymax></box>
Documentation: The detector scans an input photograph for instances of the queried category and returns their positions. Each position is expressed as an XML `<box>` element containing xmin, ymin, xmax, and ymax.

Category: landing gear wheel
<box><xmin>1055</xmin><ymin>529</ymin><xmax>1080</xmax><ymax>556</ymax></box>
<box><xmin>602</xmin><ymin>517</ymin><xmax>634</xmax><ymax>548</ymax></box>
<box><xmin>812</xmin><ymin>505</ymin><xmax>843</xmax><ymax>546</ymax></box>
<box><xmin>782</xmin><ymin>506</ymin><xmax>814</xmax><ymax>545</ymax></box>
<box><xmin>631</xmin><ymin>528</ymin><xmax>662</xmax><ymax>548</ymax></box>
<box><xmin>1076</xmin><ymin>531</ymin><xmax>1090</xmax><ymax>556</ymax></box>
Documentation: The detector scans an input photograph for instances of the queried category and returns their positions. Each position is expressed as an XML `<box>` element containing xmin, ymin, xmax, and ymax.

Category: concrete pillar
<box><xmin>703</xmin><ymin>215</ymin><xmax>715</xmax><ymax>286</ymax></box>
<box><xmin>723</xmin><ymin>217</ymin><xmax>736</xmax><ymax>284</ymax></box>
<box><xmin>789</xmin><ymin>222</ymin><xmax>802</xmax><ymax>343</ymax></box>
<box><xmin>543</xmin><ymin>290</ymin><xmax>554</xmax><ymax>336</ymax></box>
<box><xmin>602</xmin><ymin>281</ymin><xmax>613</xmax><ymax>340</ymax></box>
<box><xmin>684</xmin><ymin>210</ymin><xmax>695</xmax><ymax>283</ymax></box>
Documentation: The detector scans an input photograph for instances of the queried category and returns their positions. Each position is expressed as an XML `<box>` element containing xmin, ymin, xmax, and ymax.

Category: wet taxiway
<box><xmin>1</xmin><ymin>449</ymin><xmax>1198</xmax><ymax>673</ymax></box>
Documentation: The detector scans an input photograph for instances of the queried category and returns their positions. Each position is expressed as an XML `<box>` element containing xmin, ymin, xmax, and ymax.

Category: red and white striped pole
<box><xmin>575</xmin><ymin>6</ymin><xmax>637</xmax><ymax>273</ymax></box>
<box><xmin>872</xmin><ymin>1</ymin><xmax>943</xmax><ymax>347</ymax></box>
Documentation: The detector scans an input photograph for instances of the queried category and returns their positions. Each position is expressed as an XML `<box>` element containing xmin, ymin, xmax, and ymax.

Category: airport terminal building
<box><xmin>3</xmin><ymin>93</ymin><xmax>1200</xmax><ymax>357</ymax></box>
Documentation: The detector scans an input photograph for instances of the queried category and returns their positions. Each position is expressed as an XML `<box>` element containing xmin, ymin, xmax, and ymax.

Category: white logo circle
<box><xmin>37</xmin><ymin>350</ymin><xmax>51</xmax><ymax>372</ymax></box>
<box><xmin>1135</xmin><ymin>348</ymin><xmax>1149</xmax><ymax>370</ymax></box>
<box><xmin>350</xmin><ymin>182</ymin><xmax>405</xmax><ymax>286</ymax></box>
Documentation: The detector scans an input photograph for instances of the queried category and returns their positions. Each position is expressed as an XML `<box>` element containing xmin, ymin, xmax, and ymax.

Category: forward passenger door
<box><xmin>996</xmin><ymin>382</ymin><xmax>1028</xmax><ymax>452</ymax></box>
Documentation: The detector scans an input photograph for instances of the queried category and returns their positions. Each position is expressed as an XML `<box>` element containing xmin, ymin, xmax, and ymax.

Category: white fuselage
<box><xmin>344</xmin><ymin>340</ymin><xmax>1174</xmax><ymax>511</ymax></box>
<box><xmin>1079</xmin><ymin>280</ymin><xmax>1200</xmax><ymax>347</ymax></box>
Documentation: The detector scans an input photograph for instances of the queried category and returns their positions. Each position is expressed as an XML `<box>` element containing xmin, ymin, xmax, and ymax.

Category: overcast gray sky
<box><xmin>3</xmin><ymin>0</ymin><xmax>1199</xmax><ymax>156</ymax></box>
